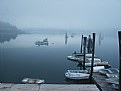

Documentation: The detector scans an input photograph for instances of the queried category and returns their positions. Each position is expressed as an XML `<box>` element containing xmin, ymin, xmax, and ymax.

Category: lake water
<box><xmin>0</xmin><ymin>31</ymin><xmax>119</xmax><ymax>84</ymax></box>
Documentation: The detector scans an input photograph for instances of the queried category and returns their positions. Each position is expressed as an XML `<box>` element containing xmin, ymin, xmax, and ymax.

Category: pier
<box><xmin>0</xmin><ymin>83</ymin><xmax>100</xmax><ymax>91</ymax></box>
<box><xmin>93</xmin><ymin>73</ymin><xmax>118</xmax><ymax>91</ymax></box>
<box><xmin>67</xmin><ymin>33</ymin><xmax>121</xmax><ymax>91</ymax></box>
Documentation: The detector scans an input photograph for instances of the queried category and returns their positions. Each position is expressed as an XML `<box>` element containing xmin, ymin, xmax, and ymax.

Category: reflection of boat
<box><xmin>35</xmin><ymin>41</ymin><xmax>48</xmax><ymax>46</ymax></box>
<box><xmin>99</xmin><ymin>68</ymin><xmax>119</xmax><ymax>78</ymax></box>
<box><xmin>67</xmin><ymin>52</ymin><xmax>94</xmax><ymax>61</ymax></box>
<box><xmin>65</xmin><ymin>70</ymin><xmax>90</xmax><ymax>80</ymax></box>
<box><xmin>35</xmin><ymin>38</ymin><xmax>48</xmax><ymax>46</ymax></box>
<box><xmin>22</xmin><ymin>78</ymin><xmax>45</xmax><ymax>84</ymax></box>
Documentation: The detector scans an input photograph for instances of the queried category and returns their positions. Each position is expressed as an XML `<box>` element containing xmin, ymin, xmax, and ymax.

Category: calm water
<box><xmin>0</xmin><ymin>31</ymin><xmax>119</xmax><ymax>84</ymax></box>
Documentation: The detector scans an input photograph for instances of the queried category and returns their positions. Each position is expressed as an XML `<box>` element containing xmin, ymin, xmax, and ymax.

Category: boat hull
<box><xmin>65</xmin><ymin>70</ymin><xmax>90</xmax><ymax>80</ymax></box>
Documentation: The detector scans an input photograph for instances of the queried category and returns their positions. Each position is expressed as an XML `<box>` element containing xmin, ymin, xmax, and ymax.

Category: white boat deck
<box><xmin>0</xmin><ymin>83</ymin><xmax>100</xmax><ymax>91</ymax></box>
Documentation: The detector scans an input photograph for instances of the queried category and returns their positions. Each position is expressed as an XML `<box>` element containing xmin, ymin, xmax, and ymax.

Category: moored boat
<box><xmin>22</xmin><ymin>78</ymin><xmax>45</xmax><ymax>84</ymax></box>
<box><xmin>93</xmin><ymin>66</ymin><xmax>105</xmax><ymax>72</ymax></box>
<box><xmin>80</xmin><ymin>57</ymin><xmax>109</xmax><ymax>67</ymax></box>
<box><xmin>99</xmin><ymin>68</ymin><xmax>119</xmax><ymax>78</ymax></box>
<box><xmin>67</xmin><ymin>53</ymin><xmax>95</xmax><ymax>61</ymax></box>
<box><xmin>106</xmin><ymin>77</ymin><xmax>119</xmax><ymax>85</ymax></box>
<box><xmin>65</xmin><ymin>70</ymin><xmax>90</xmax><ymax>80</ymax></box>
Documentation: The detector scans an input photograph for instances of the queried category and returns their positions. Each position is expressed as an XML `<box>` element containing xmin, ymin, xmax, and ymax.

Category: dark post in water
<box><xmin>118</xmin><ymin>31</ymin><xmax>121</xmax><ymax>91</ymax></box>
<box><xmin>87</xmin><ymin>35</ymin><xmax>92</xmax><ymax>53</ymax></box>
<box><xmin>83</xmin><ymin>37</ymin><xmax>87</xmax><ymax>70</ymax></box>
<box><xmin>90</xmin><ymin>33</ymin><xmax>95</xmax><ymax>83</ymax></box>
<box><xmin>80</xmin><ymin>35</ymin><xmax>83</xmax><ymax>53</ymax></box>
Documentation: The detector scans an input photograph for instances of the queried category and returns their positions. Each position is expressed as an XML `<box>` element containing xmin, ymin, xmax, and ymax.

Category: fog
<box><xmin>0</xmin><ymin>0</ymin><xmax>121</xmax><ymax>31</ymax></box>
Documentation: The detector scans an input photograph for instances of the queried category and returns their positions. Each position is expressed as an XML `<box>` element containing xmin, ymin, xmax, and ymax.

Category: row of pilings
<box><xmin>80</xmin><ymin>33</ymin><xmax>95</xmax><ymax>83</ymax></box>
<box><xmin>80</xmin><ymin>32</ymin><xmax>120</xmax><ymax>91</ymax></box>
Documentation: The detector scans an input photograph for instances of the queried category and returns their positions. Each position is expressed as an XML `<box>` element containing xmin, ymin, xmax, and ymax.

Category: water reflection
<box><xmin>65</xmin><ymin>78</ymin><xmax>91</xmax><ymax>84</ymax></box>
<box><xmin>0</xmin><ymin>33</ymin><xmax>18</xmax><ymax>43</ymax></box>
<box><xmin>65</xmin><ymin>32</ymin><xmax>68</xmax><ymax>45</ymax></box>
<box><xmin>0</xmin><ymin>32</ymin><xmax>119</xmax><ymax>84</ymax></box>
<box><xmin>71</xmin><ymin>34</ymin><xmax>74</xmax><ymax>38</ymax></box>
<box><xmin>98</xmin><ymin>32</ymin><xmax>104</xmax><ymax>46</ymax></box>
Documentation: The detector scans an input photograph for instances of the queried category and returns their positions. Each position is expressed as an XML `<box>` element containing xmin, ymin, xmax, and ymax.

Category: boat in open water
<box><xmin>35</xmin><ymin>38</ymin><xmax>48</xmax><ymax>46</ymax></box>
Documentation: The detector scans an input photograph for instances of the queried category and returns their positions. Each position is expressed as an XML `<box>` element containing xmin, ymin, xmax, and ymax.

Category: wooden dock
<box><xmin>93</xmin><ymin>72</ymin><xmax>119</xmax><ymax>91</ymax></box>
<box><xmin>0</xmin><ymin>83</ymin><xmax>100</xmax><ymax>91</ymax></box>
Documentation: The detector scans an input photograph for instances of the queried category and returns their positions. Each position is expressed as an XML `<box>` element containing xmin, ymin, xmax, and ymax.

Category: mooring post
<box><xmin>87</xmin><ymin>35</ymin><xmax>93</xmax><ymax>53</ymax></box>
<box><xmin>118</xmin><ymin>31</ymin><xmax>121</xmax><ymax>91</ymax></box>
<box><xmin>83</xmin><ymin>37</ymin><xmax>87</xmax><ymax>70</ymax></box>
<box><xmin>90</xmin><ymin>33</ymin><xmax>95</xmax><ymax>83</ymax></box>
<box><xmin>80</xmin><ymin>35</ymin><xmax>83</xmax><ymax>53</ymax></box>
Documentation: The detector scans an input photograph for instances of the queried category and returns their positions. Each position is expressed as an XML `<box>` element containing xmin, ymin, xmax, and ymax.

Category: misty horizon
<box><xmin>0</xmin><ymin>0</ymin><xmax>121</xmax><ymax>31</ymax></box>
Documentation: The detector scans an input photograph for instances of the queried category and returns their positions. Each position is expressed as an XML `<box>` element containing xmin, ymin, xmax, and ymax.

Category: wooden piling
<box><xmin>87</xmin><ymin>35</ymin><xmax>92</xmax><ymax>53</ymax></box>
<box><xmin>83</xmin><ymin>37</ymin><xmax>87</xmax><ymax>70</ymax></box>
<box><xmin>118</xmin><ymin>31</ymin><xmax>121</xmax><ymax>91</ymax></box>
<box><xmin>80</xmin><ymin>35</ymin><xmax>83</xmax><ymax>53</ymax></box>
<box><xmin>90</xmin><ymin>33</ymin><xmax>95</xmax><ymax>83</ymax></box>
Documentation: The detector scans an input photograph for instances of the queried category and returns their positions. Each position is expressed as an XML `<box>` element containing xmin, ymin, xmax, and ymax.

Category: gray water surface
<box><xmin>0</xmin><ymin>32</ymin><xmax>119</xmax><ymax>83</ymax></box>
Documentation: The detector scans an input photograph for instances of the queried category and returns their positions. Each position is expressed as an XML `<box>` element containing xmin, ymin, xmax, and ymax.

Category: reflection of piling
<box><xmin>80</xmin><ymin>35</ymin><xmax>83</xmax><ymax>53</ymax></box>
<box><xmin>83</xmin><ymin>37</ymin><xmax>87</xmax><ymax>70</ymax></box>
<box><xmin>118</xmin><ymin>31</ymin><xmax>121</xmax><ymax>91</ymax></box>
<box><xmin>65</xmin><ymin>32</ymin><xmax>68</xmax><ymax>45</ymax></box>
<box><xmin>90</xmin><ymin>33</ymin><xmax>95</xmax><ymax>83</ymax></box>
<box><xmin>99</xmin><ymin>33</ymin><xmax>101</xmax><ymax>46</ymax></box>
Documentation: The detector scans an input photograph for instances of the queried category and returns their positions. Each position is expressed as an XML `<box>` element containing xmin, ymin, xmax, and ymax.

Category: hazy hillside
<box><xmin>0</xmin><ymin>21</ymin><xmax>24</xmax><ymax>43</ymax></box>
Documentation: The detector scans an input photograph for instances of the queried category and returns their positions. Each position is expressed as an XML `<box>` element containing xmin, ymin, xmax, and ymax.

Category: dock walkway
<box><xmin>93</xmin><ymin>72</ymin><xmax>118</xmax><ymax>91</ymax></box>
<box><xmin>0</xmin><ymin>83</ymin><xmax>99</xmax><ymax>91</ymax></box>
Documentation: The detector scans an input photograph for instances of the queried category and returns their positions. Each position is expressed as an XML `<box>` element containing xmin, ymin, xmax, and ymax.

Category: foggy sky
<box><xmin>0</xmin><ymin>0</ymin><xmax>121</xmax><ymax>30</ymax></box>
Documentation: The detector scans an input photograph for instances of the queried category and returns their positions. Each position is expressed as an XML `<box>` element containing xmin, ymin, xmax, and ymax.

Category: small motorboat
<box><xmin>35</xmin><ymin>40</ymin><xmax>48</xmax><ymax>46</ymax></box>
<box><xmin>86</xmin><ymin>66</ymin><xmax>105</xmax><ymax>72</ymax></box>
<box><xmin>99</xmin><ymin>68</ymin><xmax>119</xmax><ymax>78</ymax></box>
<box><xmin>65</xmin><ymin>70</ymin><xmax>90</xmax><ymax>80</ymax></box>
<box><xmin>22</xmin><ymin>78</ymin><xmax>45</xmax><ymax>84</ymax></box>
<box><xmin>93</xmin><ymin>66</ymin><xmax>105</xmax><ymax>72</ymax></box>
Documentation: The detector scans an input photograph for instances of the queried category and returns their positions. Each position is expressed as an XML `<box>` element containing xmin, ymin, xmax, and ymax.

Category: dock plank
<box><xmin>10</xmin><ymin>84</ymin><xmax>39</xmax><ymax>91</ymax></box>
<box><xmin>0</xmin><ymin>84</ymin><xmax>99</xmax><ymax>91</ymax></box>
<box><xmin>39</xmin><ymin>84</ymin><xmax>100</xmax><ymax>91</ymax></box>
<box><xmin>93</xmin><ymin>72</ymin><xmax>119</xmax><ymax>91</ymax></box>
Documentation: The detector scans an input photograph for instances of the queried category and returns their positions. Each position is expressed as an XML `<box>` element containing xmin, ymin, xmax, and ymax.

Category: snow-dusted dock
<box><xmin>0</xmin><ymin>83</ymin><xmax>99</xmax><ymax>91</ymax></box>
